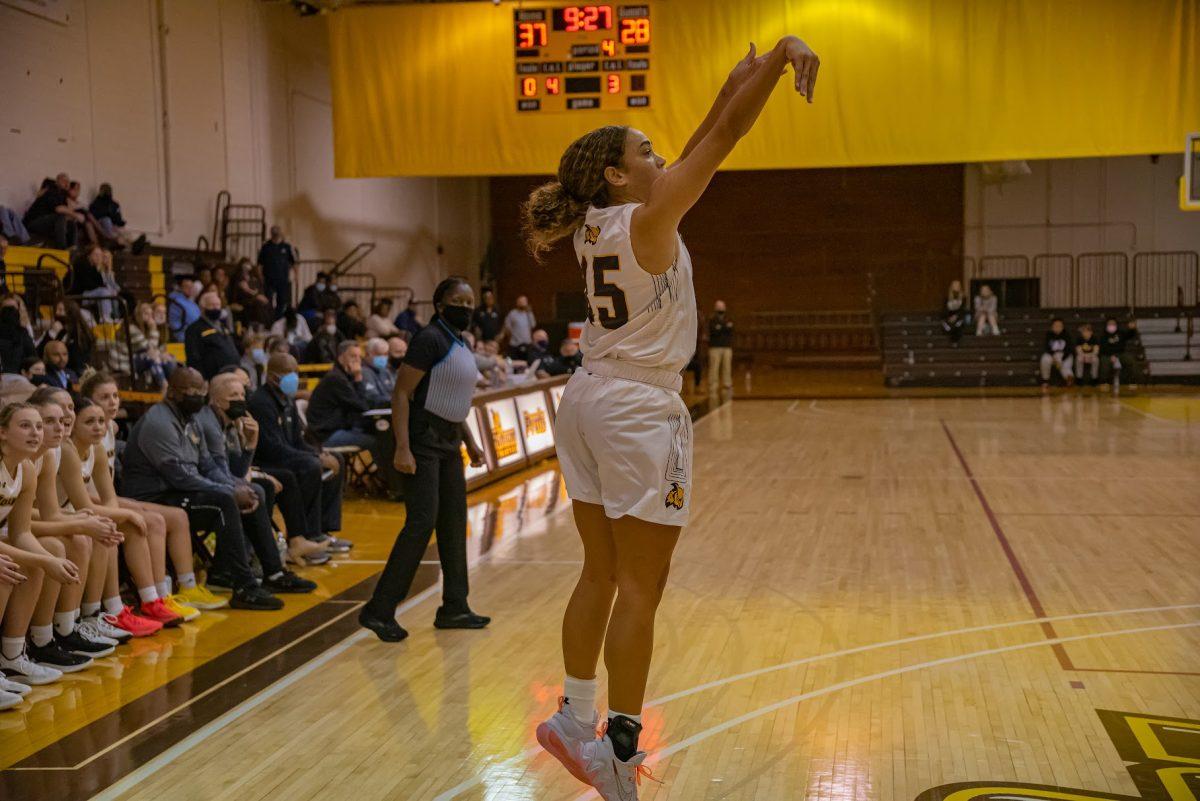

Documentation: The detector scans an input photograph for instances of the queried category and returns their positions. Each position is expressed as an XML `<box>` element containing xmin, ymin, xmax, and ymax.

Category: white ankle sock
<box><xmin>81</xmin><ymin>601</ymin><xmax>102</xmax><ymax>618</ymax></box>
<box><xmin>563</xmin><ymin>674</ymin><xmax>598</xmax><ymax>725</ymax></box>
<box><xmin>54</xmin><ymin>611</ymin><xmax>77</xmax><ymax>637</ymax></box>
<box><xmin>103</xmin><ymin>596</ymin><xmax>124</xmax><ymax>616</ymax></box>
<box><xmin>608</xmin><ymin>710</ymin><xmax>643</xmax><ymax>726</ymax></box>
<box><xmin>30</xmin><ymin>624</ymin><xmax>54</xmax><ymax>647</ymax></box>
<box><xmin>137</xmin><ymin>586</ymin><xmax>158</xmax><ymax>604</ymax></box>
<box><xmin>177</xmin><ymin>572</ymin><xmax>196</xmax><ymax>590</ymax></box>
<box><xmin>1</xmin><ymin>637</ymin><xmax>25</xmax><ymax>659</ymax></box>
<box><xmin>157</xmin><ymin>578</ymin><xmax>171</xmax><ymax>598</ymax></box>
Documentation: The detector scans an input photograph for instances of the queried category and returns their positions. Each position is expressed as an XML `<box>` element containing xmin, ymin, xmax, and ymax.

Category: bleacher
<box><xmin>881</xmin><ymin>307</ymin><xmax>1168</xmax><ymax>388</ymax></box>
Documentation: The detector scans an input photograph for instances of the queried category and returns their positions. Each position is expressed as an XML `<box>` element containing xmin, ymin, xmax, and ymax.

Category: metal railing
<box><xmin>965</xmin><ymin>250</ymin><xmax>1199</xmax><ymax>311</ymax></box>
<box><xmin>213</xmin><ymin>190</ymin><xmax>266</xmax><ymax>264</ymax></box>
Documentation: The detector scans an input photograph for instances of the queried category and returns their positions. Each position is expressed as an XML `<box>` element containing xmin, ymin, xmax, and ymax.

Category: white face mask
<box><xmin>315</xmin><ymin>283</ymin><xmax>326</xmax><ymax>292</ymax></box>
<box><xmin>329</xmin><ymin>284</ymin><xmax>338</xmax><ymax>293</ymax></box>
<box><xmin>325</xmin><ymin>324</ymin><xmax>337</xmax><ymax>335</ymax></box>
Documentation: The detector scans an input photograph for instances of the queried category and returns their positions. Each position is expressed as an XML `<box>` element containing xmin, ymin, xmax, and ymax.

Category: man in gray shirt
<box><xmin>194</xmin><ymin>372</ymin><xmax>316</xmax><ymax>593</ymax></box>
<box><xmin>503</xmin><ymin>295</ymin><xmax>536</xmax><ymax>359</ymax></box>
<box><xmin>121</xmin><ymin>368</ymin><xmax>283</xmax><ymax>610</ymax></box>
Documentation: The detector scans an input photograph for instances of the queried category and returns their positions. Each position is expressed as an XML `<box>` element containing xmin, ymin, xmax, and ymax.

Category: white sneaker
<box><xmin>0</xmin><ymin>689</ymin><xmax>22</xmax><ymax>710</ymax></box>
<box><xmin>75</xmin><ymin>618</ymin><xmax>119</xmax><ymax>648</ymax></box>
<box><xmin>536</xmin><ymin>698</ymin><xmax>599</xmax><ymax>786</ymax></box>
<box><xmin>83</xmin><ymin>614</ymin><xmax>132</xmax><ymax>643</ymax></box>
<box><xmin>579</xmin><ymin>734</ymin><xmax>658</xmax><ymax>801</ymax></box>
<box><xmin>0</xmin><ymin>676</ymin><xmax>31</xmax><ymax>695</ymax></box>
<box><xmin>0</xmin><ymin>650</ymin><xmax>63</xmax><ymax>685</ymax></box>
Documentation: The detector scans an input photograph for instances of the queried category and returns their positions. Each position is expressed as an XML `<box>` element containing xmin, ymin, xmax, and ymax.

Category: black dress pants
<box><xmin>260</xmin><ymin>455</ymin><xmax>345</xmax><ymax>537</ymax></box>
<box><xmin>367</xmin><ymin>427</ymin><xmax>469</xmax><ymax>614</ymax></box>
<box><xmin>139</xmin><ymin>488</ymin><xmax>257</xmax><ymax>589</ymax></box>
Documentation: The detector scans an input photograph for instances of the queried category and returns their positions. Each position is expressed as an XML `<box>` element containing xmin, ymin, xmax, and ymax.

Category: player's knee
<box><xmin>42</xmin><ymin>537</ymin><xmax>66</xmax><ymax>557</ymax></box>
<box><xmin>580</xmin><ymin>560</ymin><xmax>617</xmax><ymax>587</ymax></box>
<box><xmin>71</xmin><ymin>534</ymin><xmax>92</xmax><ymax>559</ymax></box>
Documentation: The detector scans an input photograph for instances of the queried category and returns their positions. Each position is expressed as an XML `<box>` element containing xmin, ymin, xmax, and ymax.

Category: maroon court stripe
<box><xmin>939</xmin><ymin>419</ymin><xmax>1074</xmax><ymax>670</ymax></box>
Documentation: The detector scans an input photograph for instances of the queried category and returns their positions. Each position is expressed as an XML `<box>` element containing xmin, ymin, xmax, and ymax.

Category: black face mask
<box><xmin>203</xmin><ymin>308</ymin><xmax>222</xmax><ymax>322</ymax></box>
<box><xmin>440</xmin><ymin>305</ymin><xmax>473</xmax><ymax>332</ymax></box>
<box><xmin>389</xmin><ymin>356</ymin><xmax>404</xmax><ymax>368</ymax></box>
<box><xmin>177</xmin><ymin>394</ymin><xmax>207</xmax><ymax>417</ymax></box>
<box><xmin>225</xmin><ymin>399</ymin><xmax>248</xmax><ymax>419</ymax></box>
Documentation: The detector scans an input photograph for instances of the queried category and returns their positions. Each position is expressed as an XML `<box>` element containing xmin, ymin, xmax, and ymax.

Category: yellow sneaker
<box><xmin>174</xmin><ymin>584</ymin><xmax>229</xmax><ymax>611</ymax></box>
<box><xmin>164</xmin><ymin>595</ymin><xmax>201</xmax><ymax>622</ymax></box>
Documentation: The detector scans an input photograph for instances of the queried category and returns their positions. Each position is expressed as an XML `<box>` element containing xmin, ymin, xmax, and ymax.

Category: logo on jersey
<box><xmin>665</xmin><ymin>482</ymin><xmax>685</xmax><ymax>510</ymax></box>
<box><xmin>584</xmin><ymin>224</ymin><xmax>601</xmax><ymax>245</ymax></box>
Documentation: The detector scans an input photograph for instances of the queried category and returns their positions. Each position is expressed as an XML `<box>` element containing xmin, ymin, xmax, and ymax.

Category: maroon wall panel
<box><xmin>488</xmin><ymin>165</ymin><xmax>963</xmax><ymax>320</ymax></box>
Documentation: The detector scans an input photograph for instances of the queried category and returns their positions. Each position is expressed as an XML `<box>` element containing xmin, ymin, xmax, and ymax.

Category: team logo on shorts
<box><xmin>665</xmin><ymin>482</ymin><xmax>685</xmax><ymax>510</ymax></box>
<box><xmin>584</xmin><ymin>224</ymin><xmax>601</xmax><ymax>245</ymax></box>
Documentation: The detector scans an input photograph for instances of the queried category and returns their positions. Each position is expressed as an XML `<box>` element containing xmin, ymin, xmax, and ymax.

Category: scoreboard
<box><xmin>514</xmin><ymin>5</ymin><xmax>652</xmax><ymax>113</ymax></box>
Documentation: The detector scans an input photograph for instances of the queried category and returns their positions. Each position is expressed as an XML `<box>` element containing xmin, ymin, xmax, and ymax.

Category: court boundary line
<box><xmin>430</xmin><ymin>602</ymin><xmax>1198</xmax><ymax>800</ymax></box>
<box><xmin>567</xmin><ymin>620</ymin><xmax>1200</xmax><ymax>801</ymax></box>
<box><xmin>939</xmin><ymin>418</ymin><xmax>1074</xmax><ymax>670</ymax></box>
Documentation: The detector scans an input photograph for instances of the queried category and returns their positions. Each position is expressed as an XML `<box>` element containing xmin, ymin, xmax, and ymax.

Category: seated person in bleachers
<box><xmin>249</xmin><ymin>353</ymin><xmax>352</xmax><ymax>552</ymax></box>
<box><xmin>20</xmin><ymin>357</ymin><xmax>44</xmax><ymax>384</ymax></box>
<box><xmin>212</xmin><ymin>266</ymin><xmax>232</xmax><ymax>304</ymax></box>
<box><xmin>269</xmin><ymin>308</ymin><xmax>312</xmax><ymax>358</ymax></box>
<box><xmin>388</xmin><ymin>335</ymin><xmax>408</xmax><ymax>371</ymax></box>
<box><xmin>537</xmin><ymin>338</ymin><xmax>583</xmax><ymax>378</ymax></box>
<box><xmin>308</xmin><ymin>341</ymin><xmax>403</xmax><ymax>499</ymax></box>
<box><xmin>238</xmin><ymin>329</ymin><xmax>268</xmax><ymax>390</ymax></box>
<box><xmin>120</xmin><ymin>368</ymin><xmax>283</xmax><ymax>610</ymax></box>
<box><xmin>231</xmin><ymin>260</ymin><xmax>274</xmax><ymax>328</ymax></box>
<box><xmin>393</xmin><ymin>297</ymin><xmax>423</xmax><ymax>338</ymax></box>
<box><xmin>88</xmin><ymin>183</ymin><xmax>145</xmax><ymax>252</ymax></box>
<box><xmin>1074</xmin><ymin>323</ymin><xmax>1100</xmax><ymax>387</ymax></box>
<box><xmin>298</xmin><ymin>272</ymin><xmax>341</xmax><ymax>327</ymax></box>
<box><xmin>525</xmin><ymin>328</ymin><xmax>552</xmax><ymax>365</ymax></box>
<box><xmin>367</xmin><ymin>299</ymin><xmax>401</xmax><ymax>339</ymax></box>
<box><xmin>126</xmin><ymin>302</ymin><xmax>175</xmax><ymax>388</ymax></box>
<box><xmin>304</xmin><ymin>308</ymin><xmax>344</xmax><ymax>364</ymax></box>
<box><xmin>361</xmin><ymin>338</ymin><xmax>394</xmax><ymax>407</ymax></box>
<box><xmin>38</xmin><ymin>300</ymin><xmax>96</xmax><ymax>376</ymax></box>
<box><xmin>0</xmin><ymin>306</ymin><xmax>36</xmax><ymax>375</ymax></box>
<box><xmin>41</xmin><ymin>341</ymin><xmax>77</xmax><ymax>391</ymax></box>
<box><xmin>194</xmin><ymin>374</ymin><xmax>315</xmax><ymax>594</ymax></box>
<box><xmin>1040</xmin><ymin>317</ymin><xmax>1074</xmax><ymax>390</ymax></box>
<box><xmin>22</xmin><ymin>176</ymin><xmax>79</xmax><ymax>249</ymax></box>
<box><xmin>185</xmin><ymin>291</ymin><xmax>241</xmax><ymax>380</ymax></box>
<box><xmin>168</xmin><ymin>274</ymin><xmax>201</xmax><ymax>341</ymax></box>
<box><xmin>339</xmin><ymin>299</ymin><xmax>368</xmax><ymax>340</ymax></box>
<box><xmin>973</xmin><ymin>284</ymin><xmax>1001</xmax><ymax>335</ymax></box>
<box><xmin>941</xmin><ymin>281</ymin><xmax>967</xmax><ymax>343</ymax></box>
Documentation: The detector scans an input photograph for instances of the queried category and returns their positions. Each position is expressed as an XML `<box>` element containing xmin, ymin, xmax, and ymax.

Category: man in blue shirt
<box><xmin>168</xmin><ymin>274</ymin><xmax>201</xmax><ymax>340</ymax></box>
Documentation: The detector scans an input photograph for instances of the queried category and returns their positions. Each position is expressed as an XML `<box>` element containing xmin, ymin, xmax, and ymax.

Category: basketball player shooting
<box><xmin>520</xmin><ymin>35</ymin><xmax>820</xmax><ymax>800</ymax></box>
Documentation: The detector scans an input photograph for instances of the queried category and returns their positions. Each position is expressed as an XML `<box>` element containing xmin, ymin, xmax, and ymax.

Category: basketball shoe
<box><xmin>536</xmin><ymin>698</ymin><xmax>598</xmax><ymax>785</ymax></box>
<box><xmin>578</xmin><ymin>726</ymin><xmax>659</xmax><ymax>801</ymax></box>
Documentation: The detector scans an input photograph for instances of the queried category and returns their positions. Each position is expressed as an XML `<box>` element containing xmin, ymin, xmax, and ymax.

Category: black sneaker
<box><xmin>27</xmin><ymin>639</ymin><xmax>93</xmax><ymax>673</ymax></box>
<box><xmin>359</xmin><ymin>606</ymin><xmax>408</xmax><ymax>642</ymax></box>
<box><xmin>433</xmin><ymin>608</ymin><xmax>491</xmax><ymax>630</ymax></box>
<box><xmin>229</xmin><ymin>585</ymin><xmax>284</xmax><ymax>611</ymax></box>
<box><xmin>263</xmin><ymin>571</ymin><xmax>317</xmax><ymax>594</ymax></box>
<box><xmin>55</xmin><ymin>629</ymin><xmax>115</xmax><ymax>658</ymax></box>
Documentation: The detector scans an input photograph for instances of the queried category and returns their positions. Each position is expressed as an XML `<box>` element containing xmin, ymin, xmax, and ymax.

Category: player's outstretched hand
<box><xmin>782</xmin><ymin>37</ymin><xmax>820</xmax><ymax>101</ymax></box>
<box><xmin>726</xmin><ymin>43</ymin><xmax>758</xmax><ymax>89</ymax></box>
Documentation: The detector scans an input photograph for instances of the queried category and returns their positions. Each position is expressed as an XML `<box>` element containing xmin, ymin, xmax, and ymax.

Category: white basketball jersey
<box><xmin>573</xmin><ymin>203</ymin><xmax>697</xmax><ymax>374</ymax></box>
<box><xmin>0</xmin><ymin>459</ymin><xmax>24</xmax><ymax>533</ymax></box>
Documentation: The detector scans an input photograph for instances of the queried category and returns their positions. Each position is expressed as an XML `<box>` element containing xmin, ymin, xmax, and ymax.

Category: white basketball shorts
<box><xmin>554</xmin><ymin>366</ymin><xmax>693</xmax><ymax>527</ymax></box>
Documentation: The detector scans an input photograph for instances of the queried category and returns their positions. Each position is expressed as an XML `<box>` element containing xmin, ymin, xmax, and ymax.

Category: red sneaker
<box><xmin>138</xmin><ymin>598</ymin><xmax>184</xmax><ymax>628</ymax></box>
<box><xmin>105</xmin><ymin>606</ymin><xmax>163</xmax><ymax>638</ymax></box>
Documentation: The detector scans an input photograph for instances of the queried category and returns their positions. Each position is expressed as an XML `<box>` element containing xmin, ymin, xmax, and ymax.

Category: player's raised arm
<box><xmin>631</xmin><ymin>36</ymin><xmax>819</xmax><ymax>274</ymax></box>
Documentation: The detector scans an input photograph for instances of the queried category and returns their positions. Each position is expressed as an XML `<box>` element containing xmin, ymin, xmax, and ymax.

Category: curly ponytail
<box><xmin>521</xmin><ymin>125</ymin><xmax>629</xmax><ymax>260</ymax></box>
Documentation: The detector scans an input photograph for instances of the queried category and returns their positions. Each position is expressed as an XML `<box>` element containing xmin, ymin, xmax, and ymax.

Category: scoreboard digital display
<box><xmin>514</xmin><ymin>5</ymin><xmax>651</xmax><ymax>113</ymax></box>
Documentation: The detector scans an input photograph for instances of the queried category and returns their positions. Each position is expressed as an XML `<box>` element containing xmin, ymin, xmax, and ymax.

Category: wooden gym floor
<box><xmin>3</xmin><ymin>394</ymin><xmax>1199</xmax><ymax>800</ymax></box>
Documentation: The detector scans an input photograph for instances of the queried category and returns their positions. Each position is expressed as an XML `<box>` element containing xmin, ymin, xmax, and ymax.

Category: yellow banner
<box><xmin>329</xmin><ymin>0</ymin><xmax>1200</xmax><ymax>177</ymax></box>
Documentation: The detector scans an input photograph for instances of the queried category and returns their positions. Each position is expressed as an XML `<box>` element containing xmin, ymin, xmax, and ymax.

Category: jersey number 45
<box><xmin>584</xmin><ymin>255</ymin><xmax>629</xmax><ymax>330</ymax></box>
